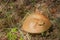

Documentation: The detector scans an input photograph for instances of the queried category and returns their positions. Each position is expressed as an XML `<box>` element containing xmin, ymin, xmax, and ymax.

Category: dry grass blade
<box><xmin>26</xmin><ymin>33</ymin><xmax>31</xmax><ymax>40</ymax></box>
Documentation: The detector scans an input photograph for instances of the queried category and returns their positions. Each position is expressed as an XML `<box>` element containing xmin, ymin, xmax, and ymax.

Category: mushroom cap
<box><xmin>21</xmin><ymin>12</ymin><xmax>51</xmax><ymax>33</ymax></box>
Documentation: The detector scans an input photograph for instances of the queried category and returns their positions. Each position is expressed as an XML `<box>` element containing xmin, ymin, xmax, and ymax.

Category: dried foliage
<box><xmin>0</xmin><ymin>0</ymin><xmax>60</xmax><ymax>40</ymax></box>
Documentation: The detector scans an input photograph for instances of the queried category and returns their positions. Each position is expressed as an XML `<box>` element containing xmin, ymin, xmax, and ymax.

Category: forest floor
<box><xmin>0</xmin><ymin>0</ymin><xmax>60</xmax><ymax>40</ymax></box>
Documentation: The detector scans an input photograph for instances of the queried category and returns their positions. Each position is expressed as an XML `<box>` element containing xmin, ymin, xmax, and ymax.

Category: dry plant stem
<box><xmin>26</xmin><ymin>33</ymin><xmax>31</xmax><ymax>40</ymax></box>
<box><xmin>19</xmin><ymin>30</ymin><xmax>25</xmax><ymax>40</ymax></box>
<box><xmin>19</xmin><ymin>30</ymin><xmax>31</xmax><ymax>40</ymax></box>
<box><xmin>20</xmin><ymin>12</ymin><xmax>31</xmax><ymax>24</ymax></box>
<box><xmin>1</xmin><ymin>0</ymin><xmax>9</xmax><ymax>10</ymax></box>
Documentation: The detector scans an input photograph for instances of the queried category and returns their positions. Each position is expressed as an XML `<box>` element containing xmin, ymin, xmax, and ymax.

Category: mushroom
<box><xmin>21</xmin><ymin>9</ymin><xmax>51</xmax><ymax>33</ymax></box>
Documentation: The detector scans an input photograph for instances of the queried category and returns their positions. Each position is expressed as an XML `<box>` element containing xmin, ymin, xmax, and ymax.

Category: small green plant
<box><xmin>19</xmin><ymin>36</ymin><xmax>24</xmax><ymax>40</ymax></box>
<box><xmin>7</xmin><ymin>28</ymin><xmax>17</xmax><ymax>40</ymax></box>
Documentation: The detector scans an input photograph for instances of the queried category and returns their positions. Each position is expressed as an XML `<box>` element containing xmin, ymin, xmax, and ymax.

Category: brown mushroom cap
<box><xmin>21</xmin><ymin>11</ymin><xmax>51</xmax><ymax>33</ymax></box>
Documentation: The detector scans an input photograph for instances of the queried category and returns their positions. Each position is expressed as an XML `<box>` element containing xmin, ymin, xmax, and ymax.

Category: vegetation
<box><xmin>0</xmin><ymin>0</ymin><xmax>60</xmax><ymax>40</ymax></box>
